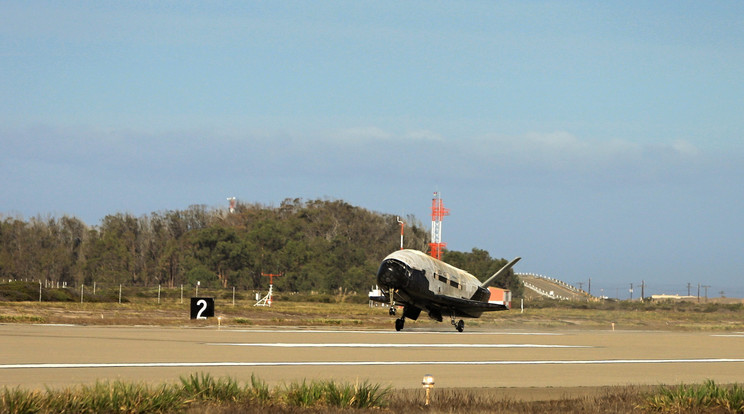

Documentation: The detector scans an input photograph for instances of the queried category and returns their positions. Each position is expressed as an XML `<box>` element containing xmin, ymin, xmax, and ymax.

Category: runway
<box><xmin>1</xmin><ymin>324</ymin><xmax>743</xmax><ymax>390</ymax></box>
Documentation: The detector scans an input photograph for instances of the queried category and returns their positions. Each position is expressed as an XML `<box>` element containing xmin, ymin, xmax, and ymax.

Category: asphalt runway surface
<box><xmin>1</xmin><ymin>324</ymin><xmax>743</xmax><ymax>392</ymax></box>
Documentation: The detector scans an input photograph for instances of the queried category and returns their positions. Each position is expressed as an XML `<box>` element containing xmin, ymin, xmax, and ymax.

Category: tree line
<box><xmin>0</xmin><ymin>198</ymin><xmax>522</xmax><ymax>296</ymax></box>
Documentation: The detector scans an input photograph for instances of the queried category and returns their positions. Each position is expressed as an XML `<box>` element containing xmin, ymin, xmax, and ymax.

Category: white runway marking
<box><xmin>207</xmin><ymin>343</ymin><xmax>587</xmax><ymax>349</ymax></box>
<box><xmin>2</xmin><ymin>358</ymin><xmax>744</xmax><ymax>370</ymax></box>
<box><xmin>220</xmin><ymin>329</ymin><xmax>562</xmax><ymax>336</ymax></box>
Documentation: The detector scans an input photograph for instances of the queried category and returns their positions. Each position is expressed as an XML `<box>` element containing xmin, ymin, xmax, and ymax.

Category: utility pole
<box><xmin>577</xmin><ymin>282</ymin><xmax>584</xmax><ymax>291</ymax></box>
<box><xmin>687</xmin><ymin>282</ymin><xmax>692</xmax><ymax>296</ymax></box>
<box><xmin>629</xmin><ymin>283</ymin><xmax>633</xmax><ymax>301</ymax></box>
<box><xmin>641</xmin><ymin>280</ymin><xmax>645</xmax><ymax>302</ymax></box>
<box><xmin>697</xmin><ymin>284</ymin><xmax>700</xmax><ymax>303</ymax></box>
<box><xmin>702</xmin><ymin>285</ymin><xmax>711</xmax><ymax>302</ymax></box>
<box><xmin>588</xmin><ymin>278</ymin><xmax>591</xmax><ymax>296</ymax></box>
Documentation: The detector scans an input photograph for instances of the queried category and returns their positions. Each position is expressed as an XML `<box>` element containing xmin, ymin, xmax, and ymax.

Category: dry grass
<box><xmin>476</xmin><ymin>304</ymin><xmax>744</xmax><ymax>331</ymax></box>
<box><xmin>386</xmin><ymin>386</ymin><xmax>647</xmax><ymax>413</ymax></box>
<box><xmin>2</xmin><ymin>296</ymin><xmax>744</xmax><ymax>331</ymax></box>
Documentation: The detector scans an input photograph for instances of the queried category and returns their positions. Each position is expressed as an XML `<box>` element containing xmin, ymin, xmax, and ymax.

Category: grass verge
<box><xmin>0</xmin><ymin>373</ymin><xmax>390</xmax><ymax>413</ymax></box>
<box><xmin>3</xmin><ymin>375</ymin><xmax>744</xmax><ymax>413</ymax></box>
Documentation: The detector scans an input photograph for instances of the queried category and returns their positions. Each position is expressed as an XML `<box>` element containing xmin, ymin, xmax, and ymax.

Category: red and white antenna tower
<box><xmin>429</xmin><ymin>192</ymin><xmax>449</xmax><ymax>260</ymax></box>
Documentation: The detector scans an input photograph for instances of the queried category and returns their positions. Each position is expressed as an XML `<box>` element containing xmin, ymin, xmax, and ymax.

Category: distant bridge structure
<box><xmin>517</xmin><ymin>273</ymin><xmax>592</xmax><ymax>301</ymax></box>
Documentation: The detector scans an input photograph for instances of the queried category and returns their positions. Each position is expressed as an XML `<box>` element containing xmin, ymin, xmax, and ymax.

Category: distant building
<box><xmin>651</xmin><ymin>294</ymin><xmax>697</xmax><ymax>301</ymax></box>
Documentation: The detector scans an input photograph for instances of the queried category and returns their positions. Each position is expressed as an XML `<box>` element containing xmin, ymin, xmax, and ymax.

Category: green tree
<box><xmin>188</xmin><ymin>226</ymin><xmax>249</xmax><ymax>288</ymax></box>
<box><xmin>1</xmin><ymin>197</ymin><xmax>514</xmax><ymax>297</ymax></box>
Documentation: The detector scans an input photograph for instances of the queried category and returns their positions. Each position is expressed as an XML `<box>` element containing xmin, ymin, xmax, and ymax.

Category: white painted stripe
<box><xmin>712</xmin><ymin>334</ymin><xmax>744</xmax><ymax>337</ymax></box>
<box><xmin>221</xmin><ymin>329</ymin><xmax>562</xmax><ymax>336</ymax></box>
<box><xmin>2</xmin><ymin>358</ymin><xmax>743</xmax><ymax>370</ymax></box>
<box><xmin>14</xmin><ymin>326</ymin><xmax>562</xmax><ymax>336</ymax></box>
<box><xmin>207</xmin><ymin>343</ymin><xmax>587</xmax><ymax>349</ymax></box>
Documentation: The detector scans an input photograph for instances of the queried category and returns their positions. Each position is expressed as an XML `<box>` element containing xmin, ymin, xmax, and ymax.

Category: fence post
<box><xmin>158</xmin><ymin>284</ymin><xmax>161</xmax><ymax>304</ymax></box>
<box><xmin>119</xmin><ymin>284</ymin><xmax>122</xmax><ymax>304</ymax></box>
<box><xmin>233</xmin><ymin>286</ymin><xmax>236</xmax><ymax>306</ymax></box>
<box><xmin>81</xmin><ymin>285</ymin><xmax>84</xmax><ymax>303</ymax></box>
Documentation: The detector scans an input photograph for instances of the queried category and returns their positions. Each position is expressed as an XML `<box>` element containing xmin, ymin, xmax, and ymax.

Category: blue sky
<box><xmin>2</xmin><ymin>1</ymin><xmax>743</xmax><ymax>298</ymax></box>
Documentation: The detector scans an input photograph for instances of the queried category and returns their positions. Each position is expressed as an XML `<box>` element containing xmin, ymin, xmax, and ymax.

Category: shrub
<box><xmin>645</xmin><ymin>380</ymin><xmax>744</xmax><ymax>412</ymax></box>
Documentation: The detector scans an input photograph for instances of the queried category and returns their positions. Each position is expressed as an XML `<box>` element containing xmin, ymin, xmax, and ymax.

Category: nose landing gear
<box><xmin>388</xmin><ymin>289</ymin><xmax>397</xmax><ymax>316</ymax></box>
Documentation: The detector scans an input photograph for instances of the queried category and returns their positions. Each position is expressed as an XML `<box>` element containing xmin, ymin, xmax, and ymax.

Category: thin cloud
<box><xmin>330</xmin><ymin>127</ymin><xmax>392</xmax><ymax>142</ymax></box>
<box><xmin>473</xmin><ymin>131</ymin><xmax>699</xmax><ymax>167</ymax></box>
<box><xmin>3</xmin><ymin>123</ymin><xmax>704</xmax><ymax>171</ymax></box>
<box><xmin>671</xmin><ymin>140</ymin><xmax>700</xmax><ymax>157</ymax></box>
<box><xmin>402</xmin><ymin>130</ymin><xmax>445</xmax><ymax>142</ymax></box>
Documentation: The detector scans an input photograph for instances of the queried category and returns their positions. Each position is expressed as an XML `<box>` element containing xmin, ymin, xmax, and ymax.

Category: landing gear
<box><xmin>395</xmin><ymin>318</ymin><xmax>405</xmax><ymax>331</ymax></box>
<box><xmin>388</xmin><ymin>289</ymin><xmax>403</xmax><ymax>330</ymax></box>
<box><xmin>451</xmin><ymin>317</ymin><xmax>465</xmax><ymax>332</ymax></box>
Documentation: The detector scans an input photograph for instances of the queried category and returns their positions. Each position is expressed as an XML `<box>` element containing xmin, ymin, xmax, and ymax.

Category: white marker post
<box><xmin>422</xmin><ymin>374</ymin><xmax>435</xmax><ymax>406</ymax></box>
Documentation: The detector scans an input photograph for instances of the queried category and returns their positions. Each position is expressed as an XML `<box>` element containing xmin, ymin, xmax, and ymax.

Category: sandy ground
<box><xmin>1</xmin><ymin>323</ymin><xmax>743</xmax><ymax>401</ymax></box>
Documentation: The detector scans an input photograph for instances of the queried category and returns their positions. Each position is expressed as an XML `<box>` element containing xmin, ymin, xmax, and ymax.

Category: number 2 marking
<box><xmin>196</xmin><ymin>299</ymin><xmax>208</xmax><ymax>319</ymax></box>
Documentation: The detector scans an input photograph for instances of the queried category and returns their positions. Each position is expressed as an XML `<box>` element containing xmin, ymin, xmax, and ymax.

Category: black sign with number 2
<box><xmin>190</xmin><ymin>297</ymin><xmax>215</xmax><ymax>319</ymax></box>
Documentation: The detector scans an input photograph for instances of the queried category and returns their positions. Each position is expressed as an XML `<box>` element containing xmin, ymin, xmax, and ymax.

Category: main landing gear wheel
<box><xmin>395</xmin><ymin>318</ymin><xmax>405</xmax><ymax>331</ymax></box>
<box><xmin>453</xmin><ymin>319</ymin><xmax>464</xmax><ymax>332</ymax></box>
